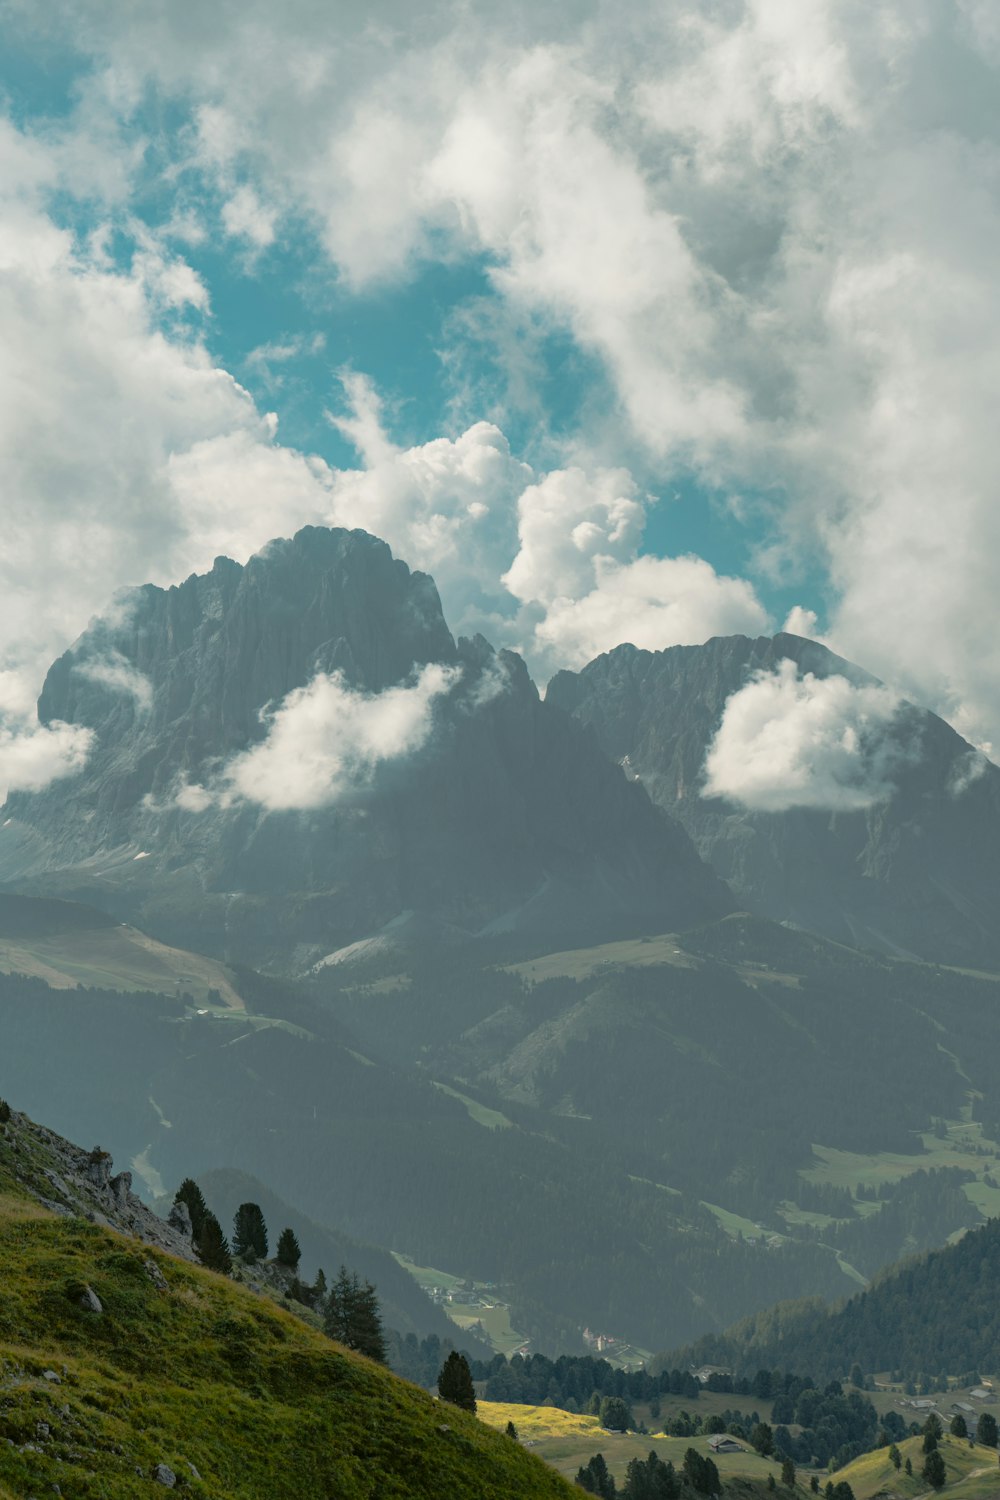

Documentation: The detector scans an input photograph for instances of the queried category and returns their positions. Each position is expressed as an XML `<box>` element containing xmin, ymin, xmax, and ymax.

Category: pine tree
<box><xmin>276</xmin><ymin>1226</ymin><xmax>301</xmax><ymax>1269</ymax></box>
<box><xmin>0</xmin><ymin>1099</ymin><xmax>11</xmax><ymax>1124</ymax></box>
<box><xmin>506</xmin><ymin>1420</ymin><xmax>518</xmax><ymax>1440</ymax></box>
<box><xmin>196</xmin><ymin>1211</ymin><xmax>232</xmax><ymax>1273</ymax></box>
<box><xmin>978</xmin><ymin>1412</ymin><xmax>998</xmax><ymax>1448</ymax></box>
<box><xmin>438</xmin><ymin>1350</ymin><xmax>477</xmax><ymax>1413</ymax></box>
<box><xmin>951</xmin><ymin>1414</ymin><xmax>968</xmax><ymax>1438</ymax></box>
<box><xmin>323</xmin><ymin>1266</ymin><xmax>386</xmax><ymax>1361</ymax></box>
<box><xmin>781</xmin><ymin>1456</ymin><xmax>796</xmax><ymax>1488</ymax></box>
<box><xmin>350</xmin><ymin>1279</ymin><xmax>387</xmax><ymax>1363</ymax></box>
<box><xmin>888</xmin><ymin>1442</ymin><xmax>902</xmax><ymax>1469</ymax></box>
<box><xmin>922</xmin><ymin>1448</ymin><xmax>946</xmax><ymax>1489</ymax></box>
<box><xmin>314</xmin><ymin>1267</ymin><xmax>327</xmax><ymax>1302</ymax></box>
<box><xmin>174</xmin><ymin>1178</ymin><xmax>208</xmax><ymax>1240</ymax></box>
<box><xmin>232</xmin><ymin>1202</ymin><xmax>268</xmax><ymax>1262</ymax></box>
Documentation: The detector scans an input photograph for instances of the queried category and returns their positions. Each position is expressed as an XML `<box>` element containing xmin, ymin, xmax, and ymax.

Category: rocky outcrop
<box><xmin>548</xmin><ymin>633</ymin><xmax>1000</xmax><ymax>966</ymax></box>
<box><xmin>0</xmin><ymin>1108</ymin><xmax>196</xmax><ymax>1261</ymax></box>
<box><xmin>0</xmin><ymin>527</ymin><xmax>731</xmax><ymax>966</ymax></box>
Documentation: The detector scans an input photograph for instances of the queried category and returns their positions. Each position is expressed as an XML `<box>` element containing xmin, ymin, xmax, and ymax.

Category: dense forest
<box><xmin>669</xmin><ymin>1214</ymin><xmax>1000</xmax><ymax>1382</ymax></box>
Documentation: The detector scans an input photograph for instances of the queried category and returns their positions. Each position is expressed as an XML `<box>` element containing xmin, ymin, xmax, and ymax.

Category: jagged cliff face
<box><xmin>548</xmin><ymin>633</ymin><xmax>1000</xmax><ymax>967</ymax></box>
<box><xmin>0</xmin><ymin>528</ymin><xmax>730</xmax><ymax>965</ymax></box>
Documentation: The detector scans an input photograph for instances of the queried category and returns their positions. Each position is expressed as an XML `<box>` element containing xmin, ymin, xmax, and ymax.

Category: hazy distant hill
<box><xmin>0</xmin><ymin>527</ymin><xmax>729</xmax><ymax>967</ymax></box>
<box><xmin>548</xmin><ymin>633</ymin><xmax>1000</xmax><ymax>966</ymax></box>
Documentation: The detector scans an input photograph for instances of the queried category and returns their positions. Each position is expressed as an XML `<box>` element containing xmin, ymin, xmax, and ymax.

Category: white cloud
<box><xmin>181</xmin><ymin>663</ymin><xmax>460</xmax><ymax>811</ymax></box>
<box><xmin>502</xmin><ymin>465</ymin><xmax>769</xmax><ymax>669</ymax></box>
<box><xmin>533</xmin><ymin>554</ymin><xmax>771</xmax><ymax>670</ymax></box>
<box><xmin>5</xmin><ymin>1</ymin><xmax>1000</xmax><ymax>751</ymax></box>
<box><xmin>0</xmin><ymin>719</ymin><xmax>93</xmax><ymax>798</ymax></box>
<box><xmin>221</xmin><ymin>185</ymin><xmax>277</xmax><ymax>247</ymax></box>
<box><xmin>703</xmin><ymin>659</ymin><xmax>912</xmax><ymax>812</ymax></box>
<box><xmin>73</xmin><ymin>650</ymin><xmax>153</xmax><ymax>710</ymax></box>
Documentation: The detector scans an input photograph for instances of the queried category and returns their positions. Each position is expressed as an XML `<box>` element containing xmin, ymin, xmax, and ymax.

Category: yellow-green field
<box><xmin>833</xmin><ymin>1433</ymin><xmax>999</xmax><ymax>1498</ymax></box>
<box><xmin>0</xmin><ymin>924</ymin><xmax>245</xmax><ymax>1007</ymax></box>
<box><xmin>392</xmin><ymin>1254</ymin><xmax>530</xmax><ymax>1355</ymax></box>
<box><xmin>477</xmin><ymin>1403</ymin><xmax>790</xmax><ymax>1486</ymax></box>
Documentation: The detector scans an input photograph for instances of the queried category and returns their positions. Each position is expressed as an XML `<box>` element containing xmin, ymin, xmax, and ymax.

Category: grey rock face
<box><xmin>77</xmin><ymin>1286</ymin><xmax>102</xmax><ymax>1314</ymax></box>
<box><xmin>548</xmin><ymin>633</ymin><xmax>1000</xmax><ymax>966</ymax></box>
<box><xmin>167</xmin><ymin>1200</ymin><xmax>192</xmax><ymax>1238</ymax></box>
<box><xmin>5</xmin><ymin>1111</ymin><xmax>197</xmax><ymax>1263</ymax></box>
<box><xmin>152</xmin><ymin>1464</ymin><xmax>176</xmax><ymax>1488</ymax></box>
<box><xmin>2</xmin><ymin>527</ymin><xmax>731</xmax><ymax>963</ymax></box>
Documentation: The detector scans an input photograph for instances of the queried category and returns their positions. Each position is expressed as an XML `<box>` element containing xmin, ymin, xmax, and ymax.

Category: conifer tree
<box><xmin>276</xmin><ymin>1226</ymin><xmax>301</xmax><ymax>1269</ymax></box>
<box><xmin>922</xmin><ymin>1448</ymin><xmax>946</xmax><ymax>1489</ymax></box>
<box><xmin>505</xmin><ymin>1420</ymin><xmax>518</xmax><ymax>1440</ymax></box>
<box><xmin>438</xmin><ymin>1350</ymin><xmax>477</xmax><ymax>1413</ymax></box>
<box><xmin>232</xmin><ymin>1202</ymin><xmax>268</xmax><ymax>1261</ymax></box>
<box><xmin>324</xmin><ymin>1265</ymin><xmax>386</xmax><ymax>1362</ymax></box>
<box><xmin>978</xmin><ymin>1411</ymin><xmax>998</xmax><ymax>1447</ymax></box>
<box><xmin>196</xmin><ymin>1211</ymin><xmax>232</xmax><ymax>1273</ymax></box>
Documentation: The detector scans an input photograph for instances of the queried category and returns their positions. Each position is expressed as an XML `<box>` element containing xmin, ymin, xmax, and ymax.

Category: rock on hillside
<box><xmin>0</xmin><ymin>1107</ymin><xmax>576</xmax><ymax>1500</ymax></box>
<box><xmin>548</xmin><ymin>633</ymin><xmax>1000</xmax><ymax>966</ymax></box>
<box><xmin>0</xmin><ymin>1105</ymin><xmax>195</xmax><ymax>1261</ymax></box>
<box><xmin>0</xmin><ymin>527</ymin><xmax>730</xmax><ymax>967</ymax></box>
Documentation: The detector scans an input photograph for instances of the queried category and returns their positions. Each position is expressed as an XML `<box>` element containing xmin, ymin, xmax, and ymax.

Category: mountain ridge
<box><xmin>547</xmin><ymin>632</ymin><xmax>1000</xmax><ymax>966</ymax></box>
<box><xmin>1</xmin><ymin>526</ymin><xmax>731</xmax><ymax>966</ymax></box>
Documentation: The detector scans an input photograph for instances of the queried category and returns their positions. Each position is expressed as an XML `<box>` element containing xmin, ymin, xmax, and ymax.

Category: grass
<box><xmin>0</xmin><ymin>925</ymin><xmax>245</xmax><ymax>1007</ymax></box>
<box><xmin>391</xmin><ymin>1254</ymin><xmax>530</xmax><ymax>1355</ymax></box>
<box><xmin>832</xmin><ymin>1433</ymin><xmax>998</xmax><ymax>1498</ymax></box>
<box><xmin>432</xmin><ymin>1081</ymin><xmax>514</xmax><ymax>1130</ymax></box>
<box><xmin>477</xmin><ymin>1403</ymin><xmax>792</xmax><ymax>1486</ymax></box>
<box><xmin>505</xmin><ymin>935</ymin><xmax>698</xmax><ymax>983</ymax></box>
<box><xmin>0</xmin><ymin>1116</ymin><xmax>574</xmax><ymax>1500</ymax></box>
<box><xmin>803</xmin><ymin>1118</ymin><xmax>1000</xmax><ymax>1219</ymax></box>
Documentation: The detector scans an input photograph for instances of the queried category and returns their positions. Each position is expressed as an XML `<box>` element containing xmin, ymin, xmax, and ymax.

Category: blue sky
<box><xmin>1</xmin><ymin>0</ymin><xmax>999</xmax><ymax>791</ymax></box>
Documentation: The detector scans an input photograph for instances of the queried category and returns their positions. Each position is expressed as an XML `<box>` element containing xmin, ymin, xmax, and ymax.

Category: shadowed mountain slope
<box><xmin>547</xmin><ymin>633</ymin><xmax>1000</xmax><ymax>966</ymax></box>
<box><xmin>0</xmin><ymin>528</ymin><xmax>730</xmax><ymax>967</ymax></box>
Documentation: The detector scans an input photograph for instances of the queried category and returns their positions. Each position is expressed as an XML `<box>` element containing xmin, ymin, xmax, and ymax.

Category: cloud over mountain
<box><xmin>702</xmin><ymin>660</ymin><xmax>913</xmax><ymax>813</ymax></box>
<box><xmin>180</xmin><ymin>663</ymin><xmax>461</xmax><ymax>812</ymax></box>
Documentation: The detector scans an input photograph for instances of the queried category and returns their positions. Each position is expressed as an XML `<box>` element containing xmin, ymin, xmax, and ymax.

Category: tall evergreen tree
<box><xmin>438</xmin><ymin>1350</ymin><xmax>477</xmax><ymax>1413</ymax></box>
<box><xmin>978</xmin><ymin>1412</ymin><xmax>998</xmax><ymax>1448</ymax></box>
<box><xmin>922</xmin><ymin>1449</ymin><xmax>946</xmax><ymax>1489</ymax></box>
<box><xmin>324</xmin><ymin>1265</ymin><xmax>386</xmax><ymax>1362</ymax></box>
<box><xmin>276</xmin><ymin>1227</ymin><xmax>301</xmax><ymax>1269</ymax></box>
<box><xmin>196</xmin><ymin>1211</ymin><xmax>232</xmax><ymax>1274</ymax></box>
<box><xmin>232</xmin><ymin>1202</ymin><xmax>268</xmax><ymax>1261</ymax></box>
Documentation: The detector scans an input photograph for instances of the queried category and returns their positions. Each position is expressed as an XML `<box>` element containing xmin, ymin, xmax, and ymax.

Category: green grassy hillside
<box><xmin>0</xmin><ymin>1118</ymin><xmax>574</xmax><ymax>1500</ymax></box>
<box><xmin>832</xmin><ymin>1432</ymin><xmax>1000</xmax><ymax>1497</ymax></box>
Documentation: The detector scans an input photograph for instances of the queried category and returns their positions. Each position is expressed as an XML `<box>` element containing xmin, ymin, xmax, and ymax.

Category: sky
<box><xmin>2</xmin><ymin>0</ymin><xmax>1000</xmax><ymax>801</ymax></box>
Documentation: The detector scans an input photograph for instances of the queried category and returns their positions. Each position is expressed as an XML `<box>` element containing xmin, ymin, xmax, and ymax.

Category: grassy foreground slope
<box><xmin>0</xmin><ymin>1128</ymin><xmax>574</xmax><ymax>1500</ymax></box>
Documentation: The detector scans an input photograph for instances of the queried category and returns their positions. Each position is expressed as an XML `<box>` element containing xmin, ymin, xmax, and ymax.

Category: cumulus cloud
<box><xmin>702</xmin><ymin>659</ymin><xmax>913</xmax><ymax>813</ymax></box>
<box><xmin>6</xmin><ymin>1</ymin><xmax>1000</xmax><ymax>751</ymax></box>
<box><xmin>181</xmin><ymin>663</ymin><xmax>459</xmax><ymax>812</ymax></box>
<box><xmin>0</xmin><ymin>719</ymin><xmax>93</xmax><ymax>799</ymax></box>
<box><xmin>532</xmin><ymin>554</ymin><xmax>770</xmax><ymax>670</ymax></box>
<box><xmin>73</xmin><ymin>650</ymin><xmax>153</xmax><ymax>710</ymax></box>
<box><xmin>502</xmin><ymin>466</ymin><xmax>769</xmax><ymax>669</ymax></box>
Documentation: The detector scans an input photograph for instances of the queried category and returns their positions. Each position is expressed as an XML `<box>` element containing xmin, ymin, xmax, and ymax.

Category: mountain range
<box><xmin>0</xmin><ymin>527</ymin><xmax>728</xmax><ymax>968</ymax></box>
<box><xmin>3</xmin><ymin>524</ymin><xmax>1000</xmax><ymax>1363</ymax></box>
<box><xmin>549</xmin><ymin>633</ymin><xmax>1000</xmax><ymax>968</ymax></box>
